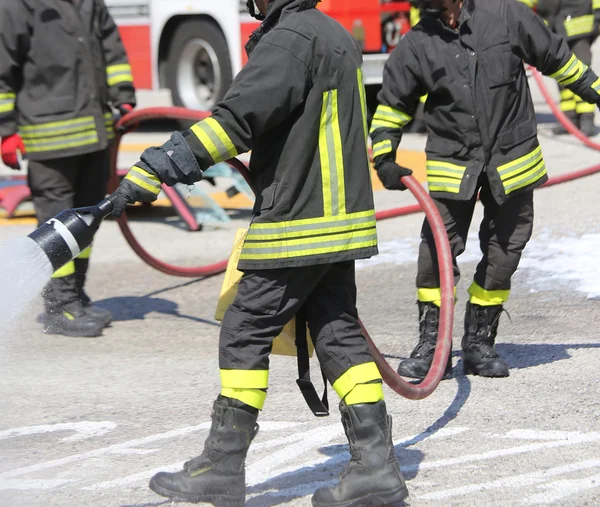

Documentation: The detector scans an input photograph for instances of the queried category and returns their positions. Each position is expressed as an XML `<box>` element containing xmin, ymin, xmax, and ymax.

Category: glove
<box><xmin>376</xmin><ymin>161</ymin><xmax>413</xmax><ymax>191</ymax></box>
<box><xmin>118</xmin><ymin>103</ymin><xmax>134</xmax><ymax>115</ymax></box>
<box><xmin>1</xmin><ymin>134</ymin><xmax>25</xmax><ymax>170</ymax></box>
<box><xmin>109</xmin><ymin>166</ymin><xmax>163</xmax><ymax>218</ymax></box>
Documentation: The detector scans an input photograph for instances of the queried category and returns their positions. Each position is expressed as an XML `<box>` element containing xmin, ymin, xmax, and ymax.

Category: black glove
<box><xmin>109</xmin><ymin>166</ymin><xmax>163</xmax><ymax>218</ymax></box>
<box><xmin>376</xmin><ymin>161</ymin><xmax>413</xmax><ymax>191</ymax></box>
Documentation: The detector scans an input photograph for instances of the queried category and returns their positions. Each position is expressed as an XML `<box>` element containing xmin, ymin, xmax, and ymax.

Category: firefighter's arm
<box><xmin>97</xmin><ymin>0</ymin><xmax>136</xmax><ymax>109</ymax></box>
<box><xmin>0</xmin><ymin>0</ymin><xmax>29</xmax><ymax>138</ymax></box>
<box><xmin>507</xmin><ymin>0</ymin><xmax>600</xmax><ymax>106</ymax></box>
<box><xmin>369</xmin><ymin>38</ymin><xmax>424</xmax><ymax>175</ymax></box>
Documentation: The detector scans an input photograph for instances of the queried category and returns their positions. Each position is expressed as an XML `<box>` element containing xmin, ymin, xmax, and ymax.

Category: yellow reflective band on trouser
<box><xmin>104</xmin><ymin>112</ymin><xmax>115</xmax><ymax>140</ymax></box>
<box><xmin>125</xmin><ymin>166</ymin><xmax>162</xmax><ymax>195</ymax></box>
<box><xmin>372</xmin><ymin>140</ymin><xmax>393</xmax><ymax>159</ymax></box>
<box><xmin>564</xmin><ymin>15</ymin><xmax>595</xmax><ymax>38</ymax></box>
<box><xmin>370</xmin><ymin>105</ymin><xmax>412</xmax><ymax>134</ymax></box>
<box><xmin>0</xmin><ymin>92</ymin><xmax>15</xmax><ymax>113</ymax></box>
<box><xmin>498</xmin><ymin>146</ymin><xmax>547</xmax><ymax>195</ymax></box>
<box><xmin>220</xmin><ymin>388</ymin><xmax>267</xmax><ymax>410</ymax></box>
<box><xmin>319</xmin><ymin>89</ymin><xmax>346</xmax><ymax>217</ymax></box>
<box><xmin>191</xmin><ymin>117</ymin><xmax>238</xmax><ymax>164</ymax></box>
<box><xmin>357</xmin><ymin>69</ymin><xmax>369</xmax><ymax>147</ymax></box>
<box><xmin>106</xmin><ymin>64</ymin><xmax>133</xmax><ymax>86</ymax></box>
<box><xmin>426</xmin><ymin>160</ymin><xmax>467</xmax><ymax>194</ymax></box>
<box><xmin>550</xmin><ymin>55</ymin><xmax>588</xmax><ymax>87</ymax></box>
<box><xmin>220</xmin><ymin>369</ymin><xmax>269</xmax><ymax>389</ymax></box>
<box><xmin>576</xmin><ymin>101</ymin><xmax>597</xmax><ymax>113</ymax></box>
<box><xmin>52</xmin><ymin>261</ymin><xmax>75</xmax><ymax>279</ymax></box>
<box><xmin>19</xmin><ymin>116</ymin><xmax>99</xmax><ymax>153</ymax></box>
<box><xmin>417</xmin><ymin>287</ymin><xmax>457</xmax><ymax>307</ymax></box>
<box><xmin>468</xmin><ymin>282</ymin><xmax>510</xmax><ymax>306</ymax></box>
<box><xmin>594</xmin><ymin>0</ymin><xmax>600</xmax><ymax>9</ymax></box>
<box><xmin>559</xmin><ymin>89</ymin><xmax>577</xmax><ymax>111</ymax></box>
<box><xmin>332</xmin><ymin>362</ymin><xmax>382</xmax><ymax>400</ymax></box>
<box><xmin>344</xmin><ymin>382</ymin><xmax>384</xmax><ymax>405</ymax></box>
<box><xmin>77</xmin><ymin>246</ymin><xmax>92</xmax><ymax>259</ymax></box>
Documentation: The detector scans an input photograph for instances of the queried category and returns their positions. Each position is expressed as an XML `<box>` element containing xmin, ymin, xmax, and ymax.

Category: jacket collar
<box><xmin>246</xmin><ymin>0</ymin><xmax>320</xmax><ymax>55</ymax></box>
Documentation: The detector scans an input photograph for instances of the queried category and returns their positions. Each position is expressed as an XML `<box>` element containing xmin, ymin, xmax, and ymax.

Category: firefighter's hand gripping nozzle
<box><xmin>27</xmin><ymin>199</ymin><xmax>114</xmax><ymax>273</ymax></box>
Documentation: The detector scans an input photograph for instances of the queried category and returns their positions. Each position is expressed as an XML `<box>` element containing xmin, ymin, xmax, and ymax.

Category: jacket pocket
<box><xmin>35</xmin><ymin>96</ymin><xmax>76</xmax><ymax>117</ymax></box>
<box><xmin>425</xmin><ymin>137</ymin><xmax>468</xmax><ymax>158</ymax></box>
<box><xmin>482</xmin><ymin>42</ymin><xmax>521</xmax><ymax>88</ymax></box>
<box><xmin>497</xmin><ymin>118</ymin><xmax>537</xmax><ymax>153</ymax></box>
<box><xmin>258</xmin><ymin>183</ymin><xmax>278</xmax><ymax>212</ymax></box>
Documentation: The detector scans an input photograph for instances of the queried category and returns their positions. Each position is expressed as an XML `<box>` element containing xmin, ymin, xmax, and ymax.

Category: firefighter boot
<box><xmin>42</xmin><ymin>276</ymin><xmax>105</xmax><ymax>338</ymax></box>
<box><xmin>396</xmin><ymin>301</ymin><xmax>452</xmax><ymax>380</ymax></box>
<box><xmin>462</xmin><ymin>301</ymin><xmax>509</xmax><ymax>377</ymax></box>
<box><xmin>312</xmin><ymin>400</ymin><xmax>409</xmax><ymax>507</ymax></box>
<box><xmin>74</xmin><ymin>258</ymin><xmax>112</xmax><ymax>327</ymax></box>
<box><xmin>149</xmin><ymin>396</ymin><xmax>259</xmax><ymax>507</ymax></box>
<box><xmin>579</xmin><ymin>113</ymin><xmax>596</xmax><ymax>138</ymax></box>
<box><xmin>552</xmin><ymin>110</ymin><xmax>579</xmax><ymax>135</ymax></box>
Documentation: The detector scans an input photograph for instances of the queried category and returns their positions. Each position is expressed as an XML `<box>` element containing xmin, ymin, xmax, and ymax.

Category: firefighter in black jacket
<box><xmin>108</xmin><ymin>1</ymin><xmax>408</xmax><ymax>506</ymax></box>
<box><xmin>371</xmin><ymin>0</ymin><xmax>600</xmax><ymax>380</ymax></box>
<box><xmin>538</xmin><ymin>0</ymin><xmax>600</xmax><ymax>136</ymax></box>
<box><xmin>0</xmin><ymin>0</ymin><xmax>136</xmax><ymax>337</ymax></box>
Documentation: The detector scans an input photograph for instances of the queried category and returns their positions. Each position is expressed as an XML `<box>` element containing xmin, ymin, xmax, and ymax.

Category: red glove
<box><xmin>1</xmin><ymin>134</ymin><xmax>25</xmax><ymax>170</ymax></box>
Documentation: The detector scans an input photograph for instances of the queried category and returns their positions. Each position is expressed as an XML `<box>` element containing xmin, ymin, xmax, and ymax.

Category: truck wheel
<box><xmin>166</xmin><ymin>20</ymin><xmax>233</xmax><ymax>113</ymax></box>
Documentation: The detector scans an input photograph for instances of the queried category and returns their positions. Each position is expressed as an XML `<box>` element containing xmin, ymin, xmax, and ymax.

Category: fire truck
<box><xmin>106</xmin><ymin>0</ymin><xmax>413</xmax><ymax>112</ymax></box>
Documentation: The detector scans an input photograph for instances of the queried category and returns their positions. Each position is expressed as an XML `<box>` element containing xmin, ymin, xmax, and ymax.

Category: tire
<box><xmin>166</xmin><ymin>20</ymin><xmax>233</xmax><ymax>114</ymax></box>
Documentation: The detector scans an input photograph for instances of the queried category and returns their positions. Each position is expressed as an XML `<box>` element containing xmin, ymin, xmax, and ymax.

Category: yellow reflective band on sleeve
<box><xmin>592</xmin><ymin>78</ymin><xmax>600</xmax><ymax>94</ymax></box>
<box><xmin>550</xmin><ymin>55</ymin><xmax>588</xmax><ymax>86</ymax></box>
<box><xmin>332</xmin><ymin>362</ymin><xmax>382</xmax><ymax>400</ymax></box>
<box><xmin>319</xmin><ymin>89</ymin><xmax>346</xmax><ymax>217</ymax></box>
<box><xmin>344</xmin><ymin>382</ymin><xmax>384</xmax><ymax>405</ymax></box>
<box><xmin>468</xmin><ymin>282</ymin><xmax>510</xmax><ymax>306</ymax></box>
<box><xmin>372</xmin><ymin>140</ymin><xmax>393</xmax><ymax>159</ymax></box>
<box><xmin>52</xmin><ymin>261</ymin><xmax>75</xmax><ymax>279</ymax></box>
<box><xmin>564</xmin><ymin>15</ymin><xmax>595</xmax><ymax>38</ymax></box>
<box><xmin>191</xmin><ymin>117</ymin><xmax>238</xmax><ymax>164</ymax></box>
<box><xmin>106</xmin><ymin>64</ymin><xmax>133</xmax><ymax>86</ymax></box>
<box><xmin>77</xmin><ymin>246</ymin><xmax>92</xmax><ymax>259</ymax></box>
<box><xmin>426</xmin><ymin>160</ymin><xmax>466</xmax><ymax>194</ymax></box>
<box><xmin>357</xmin><ymin>69</ymin><xmax>369</xmax><ymax>147</ymax></box>
<box><xmin>594</xmin><ymin>0</ymin><xmax>600</xmax><ymax>9</ymax></box>
<box><xmin>220</xmin><ymin>369</ymin><xmax>269</xmax><ymax>389</ymax></box>
<box><xmin>125</xmin><ymin>166</ymin><xmax>162</xmax><ymax>195</ymax></box>
<box><xmin>0</xmin><ymin>92</ymin><xmax>16</xmax><ymax>113</ymax></box>
<box><xmin>518</xmin><ymin>0</ymin><xmax>536</xmax><ymax>7</ymax></box>
<box><xmin>497</xmin><ymin>146</ymin><xmax>547</xmax><ymax>195</ymax></box>
<box><xmin>370</xmin><ymin>105</ymin><xmax>412</xmax><ymax>134</ymax></box>
<box><xmin>220</xmin><ymin>388</ymin><xmax>267</xmax><ymax>410</ymax></box>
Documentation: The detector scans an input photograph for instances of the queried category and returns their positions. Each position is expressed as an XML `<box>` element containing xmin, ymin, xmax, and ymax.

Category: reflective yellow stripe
<box><xmin>498</xmin><ymin>146</ymin><xmax>547</xmax><ymax>194</ymax></box>
<box><xmin>106</xmin><ymin>63</ymin><xmax>133</xmax><ymax>86</ymax></box>
<box><xmin>592</xmin><ymin>78</ymin><xmax>600</xmax><ymax>93</ymax></box>
<box><xmin>370</xmin><ymin>106</ymin><xmax>412</xmax><ymax>135</ymax></box>
<box><xmin>220</xmin><ymin>369</ymin><xmax>269</xmax><ymax>389</ymax></box>
<box><xmin>247</xmin><ymin>217</ymin><xmax>376</xmax><ymax>241</ymax></box>
<box><xmin>344</xmin><ymin>382</ymin><xmax>384</xmax><ymax>405</ymax></box>
<box><xmin>20</xmin><ymin>116</ymin><xmax>95</xmax><ymax>135</ymax></box>
<box><xmin>576</xmin><ymin>101</ymin><xmax>597</xmax><ymax>113</ymax></box>
<box><xmin>125</xmin><ymin>166</ymin><xmax>162</xmax><ymax>195</ymax></box>
<box><xmin>372</xmin><ymin>140</ymin><xmax>393</xmax><ymax>159</ymax></box>
<box><xmin>191</xmin><ymin>117</ymin><xmax>238</xmax><ymax>164</ymax></box>
<box><xmin>504</xmin><ymin>160</ymin><xmax>547</xmax><ymax>194</ymax></box>
<box><xmin>564</xmin><ymin>15</ymin><xmax>595</xmax><ymax>37</ymax></box>
<box><xmin>560</xmin><ymin>89</ymin><xmax>575</xmax><ymax>100</ymax></box>
<box><xmin>594</xmin><ymin>0</ymin><xmax>600</xmax><ymax>9</ymax></box>
<box><xmin>468</xmin><ymin>282</ymin><xmax>510</xmax><ymax>306</ymax></box>
<box><xmin>221</xmin><ymin>388</ymin><xmax>266</xmax><ymax>410</ymax></box>
<box><xmin>426</xmin><ymin>160</ymin><xmax>466</xmax><ymax>194</ymax></box>
<box><xmin>319</xmin><ymin>89</ymin><xmax>346</xmax><ymax>217</ymax></box>
<box><xmin>77</xmin><ymin>246</ymin><xmax>92</xmax><ymax>259</ymax></box>
<box><xmin>550</xmin><ymin>55</ymin><xmax>588</xmax><ymax>86</ymax></box>
<box><xmin>0</xmin><ymin>92</ymin><xmax>15</xmax><ymax>114</ymax></box>
<box><xmin>357</xmin><ymin>69</ymin><xmax>368</xmax><ymax>147</ymax></box>
<box><xmin>248</xmin><ymin>210</ymin><xmax>375</xmax><ymax>231</ymax></box>
<box><xmin>498</xmin><ymin>146</ymin><xmax>543</xmax><ymax>180</ymax></box>
<box><xmin>419</xmin><ymin>94</ymin><xmax>428</xmax><ymax>104</ymax></box>
<box><xmin>332</xmin><ymin>362</ymin><xmax>382</xmax><ymax>400</ymax></box>
<box><xmin>0</xmin><ymin>92</ymin><xmax>15</xmax><ymax>99</ymax></box>
<box><xmin>22</xmin><ymin>131</ymin><xmax>99</xmax><ymax>153</ymax></box>
<box><xmin>52</xmin><ymin>261</ymin><xmax>75</xmax><ymax>278</ymax></box>
<box><xmin>417</xmin><ymin>287</ymin><xmax>442</xmax><ymax>306</ymax></box>
<box><xmin>518</xmin><ymin>0</ymin><xmax>536</xmax><ymax>7</ymax></box>
<box><xmin>560</xmin><ymin>100</ymin><xmax>577</xmax><ymax>111</ymax></box>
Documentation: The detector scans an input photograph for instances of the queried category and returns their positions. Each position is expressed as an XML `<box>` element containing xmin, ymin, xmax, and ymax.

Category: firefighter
<box><xmin>108</xmin><ymin>1</ymin><xmax>408</xmax><ymax>506</ymax></box>
<box><xmin>370</xmin><ymin>0</ymin><xmax>600</xmax><ymax>379</ymax></box>
<box><xmin>0</xmin><ymin>0</ymin><xmax>136</xmax><ymax>337</ymax></box>
<box><xmin>537</xmin><ymin>0</ymin><xmax>600</xmax><ymax>136</ymax></box>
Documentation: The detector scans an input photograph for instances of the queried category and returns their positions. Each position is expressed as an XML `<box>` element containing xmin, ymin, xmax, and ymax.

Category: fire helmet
<box><xmin>409</xmin><ymin>0</ymin><xmax>447</xmax><ymax>16</ymax></box>
<box><xmin>247</xmin><ymin>1</ymin><xmax>266</xmax><ymax>20</ymax></box>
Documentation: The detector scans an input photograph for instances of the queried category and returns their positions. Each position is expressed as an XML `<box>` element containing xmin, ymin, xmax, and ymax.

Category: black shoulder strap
<box><xmin>295</xmin><ymin>307</ymin><xmax>329</xmax><ymax>417</ymax></box>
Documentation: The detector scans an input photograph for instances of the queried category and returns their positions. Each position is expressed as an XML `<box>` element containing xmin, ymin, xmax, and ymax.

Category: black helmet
<box><xmin>247</xmin><ymin>0</ymin><xmax>266</xmax><ymax>20</ymax></box>
<box><xmin>409</xmin><ymin>0</ymin><xmax>445</xmax><ymax>16</ymax></box>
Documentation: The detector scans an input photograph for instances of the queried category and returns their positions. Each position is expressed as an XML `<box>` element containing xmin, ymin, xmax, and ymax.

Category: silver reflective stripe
<box><xmin>246</xmin><ymin>213</ymin><xmax>376</xmax><ymax>238</ymax></box>
<box><xmin>48</xmin><ymin>218</ymin><xmax>80</xmax><ymax>258</ymax></box>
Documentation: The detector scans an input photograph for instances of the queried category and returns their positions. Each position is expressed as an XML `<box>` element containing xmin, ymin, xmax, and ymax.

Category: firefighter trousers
<box><xmin>28</xmin><ymin>149</ymin><xmax>110</xmax><ymax>310</ymax></box>
<box><xmin>416</xmin><ymin>172</ymin><xmax>534</xmax><ymax>306</ymax></box>
<box><xmin>219</xmin><ymin>261</ymin><xmax>383</xmax><ymax>410</ymax></box>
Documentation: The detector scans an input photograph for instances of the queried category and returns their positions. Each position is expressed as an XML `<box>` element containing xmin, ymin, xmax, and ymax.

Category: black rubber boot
<box><xmin>396</xmin><ymin>302</ymin><xmax>452</xmax><ymax>380</ymax></box>
<box><xmin>74</xmin><ymin>258</ymin><xmax>112</xmax><ymax>327</ymax></box>
<box><xmin>312</xmin><ymin>400</ymin><xmax>409</xmax><ymax>507</ymax></box>
<box><xmin>462</xmin><ymin>302</ymin><xmax>509</xmax><ymax>377</ymax></box>
<box><xmin>42</xmin><ymin>276</ymin><xmax>105</xmax><ymax>337</ymax></box>
<box><xmin>552</xmin><ymin>110</ymin><xmax>579</xmax><ymax>135</ymax></box>
<box><xmin>579</xmin><ymin>113</ymin><xmax>596</xmax><ymax>137</ymax></box>
<box><xmin>149</xmin><ymin>396</ymin><xmax>259</xmax><ymax>507</ymax></box>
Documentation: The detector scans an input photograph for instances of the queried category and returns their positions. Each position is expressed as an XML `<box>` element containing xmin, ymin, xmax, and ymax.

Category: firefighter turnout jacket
<box><xmin>538</xmin><ymin>0</ymin><xmax>600</xmax><ymax>41</ymax></box>
<box><xmin>371</xmin><ymin>0</ymin><xmax>600</xmax><ymax>204</ymax></box>
<box><xmin>126</xmin><ymin>0</ymin><xmax>377</xmax><ymax>270</ymax></box>
<box><xmin>0</xmin><ymin>0</ymin><xmax>136</xmax><ymax>160</ymax></box>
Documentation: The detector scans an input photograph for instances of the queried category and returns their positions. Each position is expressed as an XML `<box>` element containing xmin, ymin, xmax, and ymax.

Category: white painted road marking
<box><xmin>0</xmin><ymin>421</ymin><xmax>117</xmax><ymax>442</ymax></box>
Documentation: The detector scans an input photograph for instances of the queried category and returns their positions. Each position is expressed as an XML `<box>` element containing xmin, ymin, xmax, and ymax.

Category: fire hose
<box><xmin>108</xmin><ymin>71</ymin><xmax>600</xmax><ymax>400</ymax></box>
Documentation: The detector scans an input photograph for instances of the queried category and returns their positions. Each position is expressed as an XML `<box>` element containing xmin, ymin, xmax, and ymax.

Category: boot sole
<box><xmin>43</xmin><ymin>324</ymin><xmax>103</xmax><ymax>338</ymax></box>
<box><xmin>311</xmin><ymin>485</ymin><xmax>409</xmax><ymax>507</ymax></box>
<box><xmin>148</xmin><ymin>477</ymin><xmax>244</xmax><ymax>507</ymax></box>
<box><xmin>396</xmin><ymin>367</ymin><xmax>453</xmax><ymax>381</ymax></box>
<box><xmin>463</xmin><ymin>365</ymin><xmax>509</xmax><ymax>378</ymax></box>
